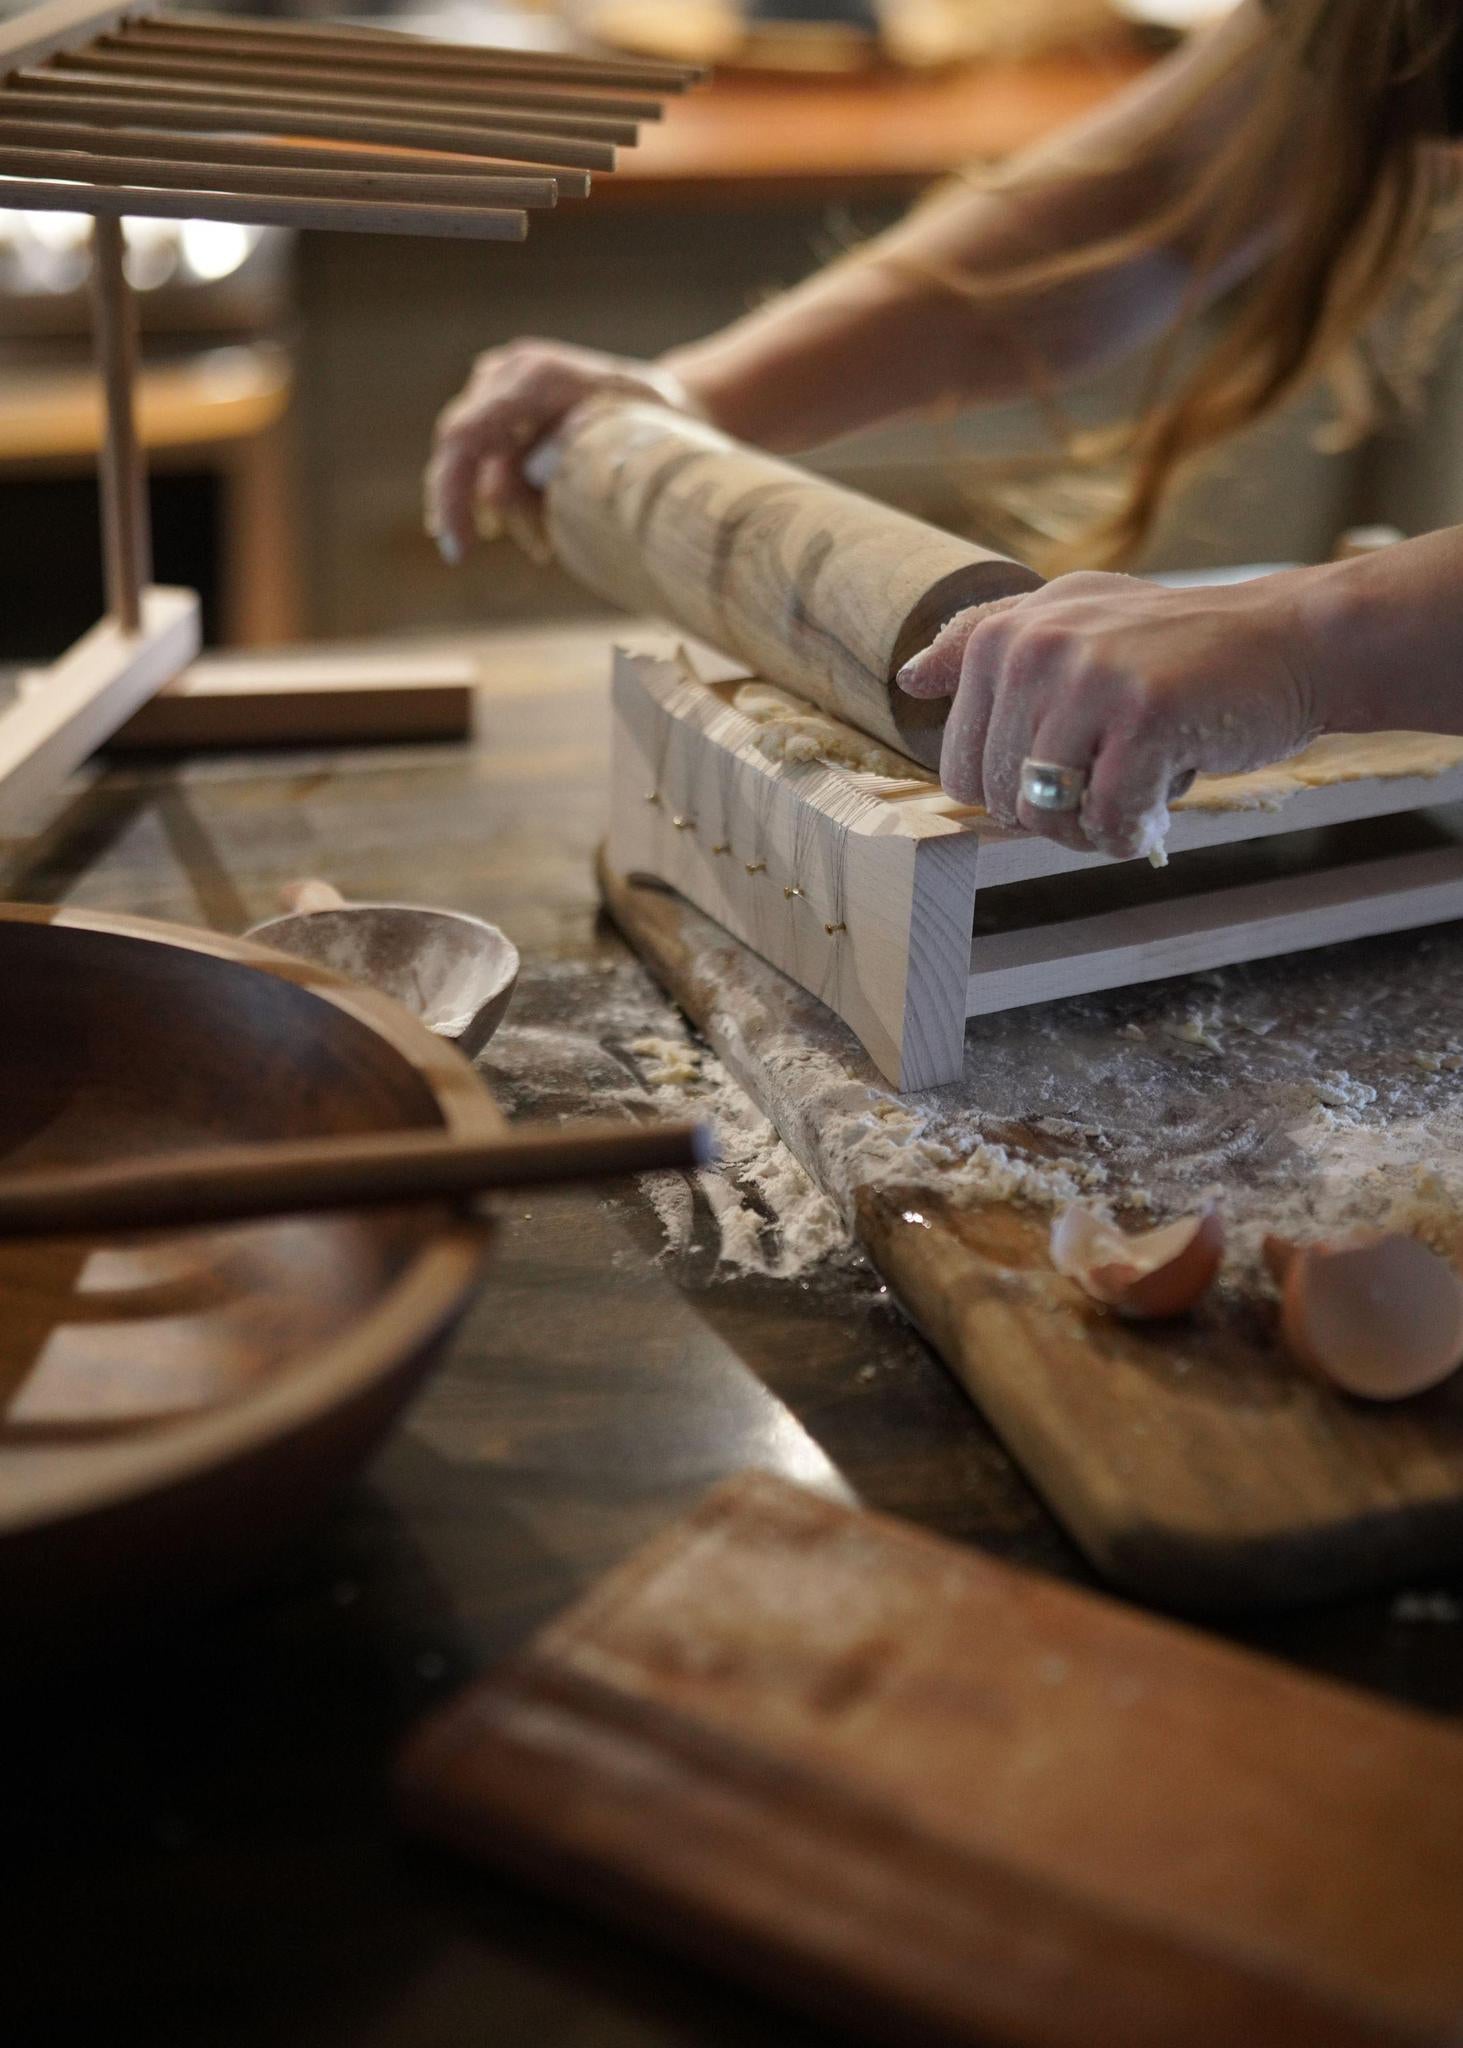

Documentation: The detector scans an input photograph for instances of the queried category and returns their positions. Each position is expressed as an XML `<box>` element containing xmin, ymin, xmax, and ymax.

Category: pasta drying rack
<box><xmin>0</xmin><ymin>0</ymin><xmax>697</xmax><ymax>829</ymax></box>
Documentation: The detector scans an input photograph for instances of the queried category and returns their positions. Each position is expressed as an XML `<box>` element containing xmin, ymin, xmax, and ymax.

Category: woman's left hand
<box><xmin>896</xmin><ymin>569</ymin><xmax>1320</xmax><ymax>858</ymax></box>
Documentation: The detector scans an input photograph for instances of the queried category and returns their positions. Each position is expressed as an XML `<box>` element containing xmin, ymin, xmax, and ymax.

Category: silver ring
<box><xmin>1019</xmin><ymin>757</ymin><xmax>1088</xmax><ymax>813</ymax></box>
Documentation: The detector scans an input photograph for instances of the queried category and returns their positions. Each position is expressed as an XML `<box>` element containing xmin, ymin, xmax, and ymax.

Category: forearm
<box><xmin>1292</xmin><ymin>528</ymin><xmax>1463</xmax><ymax>736</ymax></box>
<box><xmin>663</xmin><ymin>2</ymin><xmax>1277</xmax><ymax>452</ymax></box>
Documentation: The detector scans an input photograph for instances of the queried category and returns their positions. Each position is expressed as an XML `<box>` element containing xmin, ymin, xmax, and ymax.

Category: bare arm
<box><xmin>663</xmin><ymin>1</ymin><xmax>1278</xmax><ymax>448</ymax></box>
<box><xmin>425</xmin><ymin>3</ymin><xmax>1280</xmax><ymax>556</ymax></box>
<box><xmin>1294</xmin><ymin>528</ymin><xmax>1463</xmax><ymax>736</ymax></box>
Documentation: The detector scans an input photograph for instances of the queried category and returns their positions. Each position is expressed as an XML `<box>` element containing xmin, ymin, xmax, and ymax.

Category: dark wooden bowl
<box><xmin>0</xmin><ymin>904</ymin><xmax>499</xmax><ymax>1652</ymax></box>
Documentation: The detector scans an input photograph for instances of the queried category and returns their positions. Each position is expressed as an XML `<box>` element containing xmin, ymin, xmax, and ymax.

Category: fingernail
<box><xmin>895</xmin><ymin>660</ymin><xmax>919</xmax><ymax>693</ymax></box>
<box><xmin>475</xmin><ymin>504</ymin><xmax>504</xmax><ymax>544</ymax></box>
<box><xmin>437</xmin><ymin>531</ymin><xmax>463</xmax><ymax>566</ymax></box>
<box><xmin>521</xmin><ymin>437</ymin><xmax>561</xmax><ymax>492</ymax></box>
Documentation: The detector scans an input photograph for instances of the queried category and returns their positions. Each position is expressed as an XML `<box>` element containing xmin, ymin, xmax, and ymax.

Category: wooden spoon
<box><xmin>246</xmin><ymin>881</ymin><xmax>520</xmax><ymax>1059</ymax></box>
<box><xmin>0</xmin><ymin>1118</ymin><xmax>712</xmax><ymax>1239</ymax></box>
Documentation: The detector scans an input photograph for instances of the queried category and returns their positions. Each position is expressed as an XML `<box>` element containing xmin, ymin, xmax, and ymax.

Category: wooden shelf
<box><xmin>0</xmin><ymin>340</ymin><xmax>290</xmax><ymax>466</ymax></box>
<box><xmin>597</xmin><ymin>41</ymin><xmax>1152</xmax><ymax>204</ymax></box>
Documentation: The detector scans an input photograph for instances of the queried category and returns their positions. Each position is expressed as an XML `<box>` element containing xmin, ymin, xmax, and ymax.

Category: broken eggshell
<box><xmin>1264</xmin><ymin>1230</ymin><xmax>1463</xmax><ymax>1401</ymax></box>
<box><xmin>1050</xmin><ymin>1205</ymin><xmax>1223</xmax><ymax>1320</ymax></box>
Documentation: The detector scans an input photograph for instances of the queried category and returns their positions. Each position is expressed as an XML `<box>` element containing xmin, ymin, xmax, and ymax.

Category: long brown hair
<box><xmin>909</xmin><ymin>0</ymin><xmax>1463</xmax><ymax>567</ymax></box>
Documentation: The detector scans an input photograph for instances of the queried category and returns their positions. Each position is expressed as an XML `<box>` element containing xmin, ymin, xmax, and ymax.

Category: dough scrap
<box><xmin>733</xmin><ymin>683</ymin><xmax>918</xmax><ymax>780</ymax></box>
<box><xmin>630</xmin><ymin>1034</ymin><xmax>704</xmax><ymax>1087</ymax></box>
<box><xmin>1178</xmin><ymin>732</ymin><xmax>1463</xmax><ymax>812</ymax></box>
<box><xmin>729</xmin><ymin>682</ymin><xmax>1463</xmax><ymax>822</ymax></box>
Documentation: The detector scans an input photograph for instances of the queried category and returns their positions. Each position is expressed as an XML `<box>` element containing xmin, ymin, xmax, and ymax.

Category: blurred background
<box><xmin>0</xmin><ymin>0</ymin><xmax>1459</xmax><ymax>664</ymax></box>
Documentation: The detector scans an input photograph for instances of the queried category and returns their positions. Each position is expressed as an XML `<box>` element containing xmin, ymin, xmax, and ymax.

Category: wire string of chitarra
<box><xmin>643</xmin><ymin>684</ymin><xmax>849</xmax><ymax>950</ymax></box>
<box><xmin>0</xmin><ymin>3</ymin><xmax>703</xmax><ymax>238</ymax></box>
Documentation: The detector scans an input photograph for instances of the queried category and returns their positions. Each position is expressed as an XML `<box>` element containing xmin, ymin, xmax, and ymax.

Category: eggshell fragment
<box><xmin>1272</xmin><ymin>1231</ymin><xmax>1463</xmax><ymax>1401</ymax></box>
<box><xmin>1050</xmin><ymin>1205</ymin><xmax>1223</xmax><ymax>1320</ymax></box>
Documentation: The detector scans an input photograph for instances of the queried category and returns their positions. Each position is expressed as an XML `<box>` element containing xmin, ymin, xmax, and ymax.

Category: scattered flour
<box><xmin>484</xmin><ymin>965</ymin><xmax>848</xmax><ymax>1280</ymax></box>
<box><xmin>682</xmin><ymin>971</ymin><xmax>1109</xmax><ymax>1231</ymax></box>
<box><xmin>484</xmin><ymin>928</ymin><xmax>1463</xmax><ymax>1312</ymax></box>
<box><xmin>1312</xmin><ymin>1071</ymin><xmax>1378</xmax><ymax>1116</ymax></box>
<box><xmin>639</xmin><ymin>914</ymin><xmax>1463</xmax><ymax>1307</ymax></box>
<box><xmin>490</xmin><ymin>963</ymin><xmax>1103</xmax><ymax>1277</ymax></box>
<box><xmin>638</xmin><ymin>1169</ymin><xmax>695</xmax><ymax>1258</ymax></box>
<box><xmin>673</xmin><ymin>1056</ymin><xmax>848</xmax><ymax>1278</ymax></box>
<box><xmin>628</xmin><ymin>1031</ymin><xmax>848</xmax><ymax>1277</ymax></box>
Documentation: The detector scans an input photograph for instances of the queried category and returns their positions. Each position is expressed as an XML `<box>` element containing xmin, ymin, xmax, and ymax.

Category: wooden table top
<box><xmin>602</xmin><ymin>41</ymin><xmax>1153</xmax><ymax>204</ymax></box>
<box><xmin>2</xmin><ymin>617</ymin><xmax>1459</xmax><ymax>2048</ymax></box>
<box><xmin>0</xmin><ymin>341</ymin><xmax>291</xmax><ymax>467</ymax></box>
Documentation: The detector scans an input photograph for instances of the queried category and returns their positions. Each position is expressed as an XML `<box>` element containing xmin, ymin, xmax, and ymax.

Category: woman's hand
<box><xmin>897</xmin><ymin>570</ymin><xmax>1319</xmax><ymax>858</ymax></box>
<box><xmin>424</xmin><ymin>340</ymin><xmax>702</xmax><ymax>565</ymax></box>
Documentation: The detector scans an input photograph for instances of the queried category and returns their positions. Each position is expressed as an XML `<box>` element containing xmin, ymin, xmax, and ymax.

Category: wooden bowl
<box><xmin>0</xmin><ymin>904</ymin><xmax>499</xmax><ymax>1651</ymax></box>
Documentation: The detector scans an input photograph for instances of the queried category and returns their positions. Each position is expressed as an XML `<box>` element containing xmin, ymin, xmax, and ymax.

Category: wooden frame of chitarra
<box><xmin>610</xmin><ymin>647</ymin><xmax>1463</xmax><ymax>1090</ymax></box>
<box><xmin>0</xmin><ymin>0</ymin><xmax>697</xmax><ymax>833</ymax></box>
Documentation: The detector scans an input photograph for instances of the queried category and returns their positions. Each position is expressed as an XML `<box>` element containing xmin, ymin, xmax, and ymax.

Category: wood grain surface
<box><xmin>0</xmin><ymin>903</ymin><xmax>496</xmax><ymax>1643</ymax></box>
<box><xmin>546</xmin><ymin>399</ymin><xmax>1040</xmax><ymax>767</ymax></box>
<box><xmin>400</xmin><ymin>1472</ymin><xmax>1463</xmax><ymax>2048</ymax></box>
<box><xmin>600</xmin><ymin>852</ymin><xmax>1463</xmax><ymax>1611</ymax></box>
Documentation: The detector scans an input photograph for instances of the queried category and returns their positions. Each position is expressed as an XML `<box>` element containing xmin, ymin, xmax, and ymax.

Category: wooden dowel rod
<box><xmin>84</xmin><ymin>41</ymin><xmax>666</xmax><ymax>122</ymax></box>
<box><xmin>0</xmin><ymin>140</ymin><xmax>553</xmax><ymax>211</ymax></box>
<box><xmin>0</xmin><ymin>175</ymin><xmax>529</xmax><ymax>239</ymax></box>
<box><xmin>89</xmin><ymin>210</ymin><xmax>148</xmax><ymax>634</ymax></box>
<box><xmin>0</xmin><ymin>87</ymin><xmax>614</xmax><ymax>171</ymax></box>
<box><xmin>0</xmin><ymin>1118</ymin><xmax>714</xmax><ymax>1237</ymax></box>
<box><xmin>0</xmin><ymin>0</ymin><xmax>156</xmax><ymax>77</ymax></box>
<box><xmin>0</xmin><ymin>112</ymin><xmax>592</xmax><ymax>197</ymax></box>
<box><xmin>148</xmin><ymin>13</ymin><xmax>703</xmax><ymax>88</ymax></box>
<box><xmin>120</xmin><ymin>21</ymin><xmax>683</xmax><ymax>89</ymax></box>
<box><xmin>35</xmin><ymin>62</ymin><xmax>642</xmax><ymax>145</ymax></box>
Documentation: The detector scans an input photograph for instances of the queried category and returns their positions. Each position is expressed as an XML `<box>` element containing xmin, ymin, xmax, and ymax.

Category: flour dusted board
<box><xmin>599</xmin><ymin>850</ymin><xmax>1463</xmax><ymax>1609</ymax></box>
<box><xmin>400</xmin><ymin>1475</ymin><xmax>1463</xmax><ymax>2048</ymax></box>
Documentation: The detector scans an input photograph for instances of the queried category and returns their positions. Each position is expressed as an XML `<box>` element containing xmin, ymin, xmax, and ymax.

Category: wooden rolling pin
<box><xmin>542</xmin><ymin>398</ymin><xmax>1043</xmax><ymax>770</ymax></box>
<box><xmin>0</xmin><ymin>1118</ymin><xmax>712</xmax><ymax>1237</ymax></box>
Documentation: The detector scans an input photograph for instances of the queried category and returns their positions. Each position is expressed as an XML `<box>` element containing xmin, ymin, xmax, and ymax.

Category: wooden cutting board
<box><xmin>598</xmin><ymin>854</ymin><xmax>1463</xmax><ymax>1611</ymax></box>
<box><xmin>398</xmin><ymin>1473</ymin><xmax>1463</xmax><ymax>2048</ymax></box>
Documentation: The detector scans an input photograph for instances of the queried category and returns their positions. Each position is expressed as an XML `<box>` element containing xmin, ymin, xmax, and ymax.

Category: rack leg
<box><xmin>90</xmin><ymin>214</ymin><xmax>151</xmax><ymax>634</ymax></box>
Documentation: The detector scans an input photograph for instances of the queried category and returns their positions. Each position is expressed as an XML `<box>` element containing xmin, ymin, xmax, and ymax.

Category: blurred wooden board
<box><xmin>583</xmin><ymin>0</ymin><xmax>1124</xmax><ymax>75</ymax></box>
<box><xmin>110</xmin><ymin>647</ymin><xmax>476</xmax><ymax>750</ymax></box>
<box><xmin>603</xmin><ymin>40</ymin><xmax>1150</xmax><ymax>202</ymax></box>
<box><xmin>400</xmin><ymin>1472</ymin><xmax>1463</xmax><ymax>2048</ymax></box>
<box><xmin>599</xmin><ymin>853</ymin><xmax>1463</xmax><ymax>1611</ymax></box>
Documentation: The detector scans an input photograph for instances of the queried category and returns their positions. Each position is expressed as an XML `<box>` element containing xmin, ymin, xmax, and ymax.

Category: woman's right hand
<box><xmin>424</xmin><ymin>340</ymin><xmax>702</xmax><ymax>565</ymax></box>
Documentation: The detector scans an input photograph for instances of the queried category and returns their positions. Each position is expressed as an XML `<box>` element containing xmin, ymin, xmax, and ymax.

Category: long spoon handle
<box><xmin>0</xmin><ymin>1118</ymin><xmax>713</xmax><ymax>1237</ymax></box>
